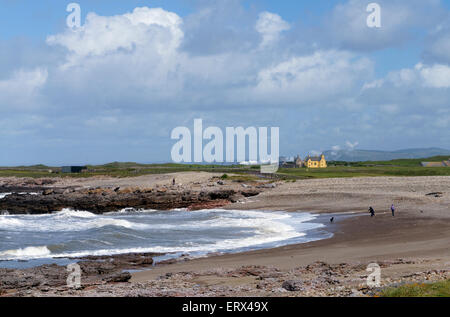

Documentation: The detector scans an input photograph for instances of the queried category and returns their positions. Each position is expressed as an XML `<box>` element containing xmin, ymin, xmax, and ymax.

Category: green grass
<box><xmin>277</xmin><ymin>165</ymin><xmax>450</xmax><ymax>179</ymax></box>
<box><xmin>0</xmin><ymin>156</ymin><xmax>449</xmax><ymax>179</ymax></box>
<box><xmin>379</xmin><ymin>280</ymin><xmax>450</xmax><ymax>297</ymax></box>
<box><xmin>0</xmin><ymin>163</ymin><xmax>258</xmax><ymax>179</ymax></box>
<box><xmin>332</xmin><ymin>155</ymin><xmax>449</xmax><ymax>167</ymax></box>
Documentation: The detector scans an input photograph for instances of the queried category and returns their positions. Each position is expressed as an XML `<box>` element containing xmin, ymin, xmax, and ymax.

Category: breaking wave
<box><xmin>0</xmin><ymin>209</ymin><xmax>329</xmax><ymax>262</ymax></box>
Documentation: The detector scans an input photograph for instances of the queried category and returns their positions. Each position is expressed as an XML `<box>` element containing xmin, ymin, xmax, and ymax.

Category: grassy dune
<box><xmin>380</xmin><ymin>280</ymin><xmax>450</xmax><ymax>297</ymax></box>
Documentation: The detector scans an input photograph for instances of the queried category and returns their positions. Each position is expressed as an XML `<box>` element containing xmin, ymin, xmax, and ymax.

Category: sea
<box><xmin>0</xmin><ymin>192</ymin><xmax>333</xmax><ymax>269</ymax></box>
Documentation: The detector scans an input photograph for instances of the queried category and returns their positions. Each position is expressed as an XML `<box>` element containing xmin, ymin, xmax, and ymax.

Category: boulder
<box><xmin>282</xmin><ymin>280</ymin><xmax>303</xmax><ymax>292</ymax></box>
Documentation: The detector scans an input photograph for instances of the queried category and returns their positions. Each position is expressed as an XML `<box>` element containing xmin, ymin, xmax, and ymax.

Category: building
<box><xmin>61</xmin><ymin>166</ymin><xmax>87</xmax><ymax>173</ymax></box>
<box><xmin>305</xmin><ymin>154</ymin><xmax>327</xmax><ymax>168</ymax></box>
<box><xmin>294</xmin><ymin>155</ymin><xmax>304</xmax><ymax>168</ymax></box>
<box><xmin>279</xmin><ymin>155</ymin><xmax>304</xmax><ymax>168</ymax></box>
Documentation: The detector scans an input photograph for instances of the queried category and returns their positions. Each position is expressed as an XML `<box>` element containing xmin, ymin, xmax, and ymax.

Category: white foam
<box><xmin>0</xmin><ymin>192</ymin><xmax>38</xmax><ymax>199</ymax></box>
<box><xmin>0</xmin><ymin>209</ymin><xmax>150</xmax><ymax>232</ymax></box>
<box><xmin>0</xmin><ymin>246</ymin><xmax>51</xmax><ymax>260</ymax></box>
<box><xmin>0</xmin><ymin>209</ymin><xmax>326</xmax><ymax>261</ymax></box>
<box><xmin>0</xmin><ymin>193</ymin><xmax>12</xmax><ymax>199</ymax></box>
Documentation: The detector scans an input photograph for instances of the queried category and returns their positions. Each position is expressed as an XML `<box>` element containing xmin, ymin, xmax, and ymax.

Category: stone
<box><xmin>104</xmin><ymin>272</ymin><xmax>132</xmax><ymax>283</ymax></box>
<box><xmin>282</xmin><ymin>280</ymin><xmax>303</xmax><ymax>291</ymax></box>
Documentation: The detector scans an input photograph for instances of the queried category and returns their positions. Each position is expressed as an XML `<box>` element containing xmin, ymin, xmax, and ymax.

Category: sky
<box><xmin>0</xmin><ymin>0</ymin><xmax>450</xmax><ymax>166</ymax></box>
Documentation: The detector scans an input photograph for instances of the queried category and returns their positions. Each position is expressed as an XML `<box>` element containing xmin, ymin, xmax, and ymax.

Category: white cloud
<box><xmin>255</xmin><ymin>12</ymin><xmax>290</xmax><ymax>48</ymax></box>
<box><xmin>366</xmin><ymin>63</ymin><xmax>450</xmax><ymax>89</ymax></box>
<box><xmin>47</xmin><ymin>7</ymin><xmax>183</xmax><ymax>68</ymax></box>
<box><xmin>418</xmin><ymin>64</ymin><xmax>450</xmax><ymax>88</ymax></box>
<box><xmin>0</xmin><ymin>68</ymin><xmax>47</xmax><ymax>109</ymax></box>
<box><xmin>331</xmin><ymin>145</ymin><xmax>341</xmax><ymax>151</ymax></box>
<box><xmin>253</xmin><ymin>51</ymin><xmax>373</xmax><ymax>103</ymax></box>
<box><xmin>346</xmin><ymin>141</ymin><xmax>359</xmax><ymax>150</ymax></box>
<box><xmin>41</xmin><ymin>7</ymin><xmax>376</xmax><ymax>110</ymax></box>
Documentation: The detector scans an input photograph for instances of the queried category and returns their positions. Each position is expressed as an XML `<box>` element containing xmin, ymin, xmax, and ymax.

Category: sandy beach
<box><xmin>128</xmin><ymin>175</ymin><xmax>450</xmax><ymax>295</ymax></box>
<box><xmin>0</xmin><ymin>174</ymin><xmax>449</xmax><ymax>296</ymax></box>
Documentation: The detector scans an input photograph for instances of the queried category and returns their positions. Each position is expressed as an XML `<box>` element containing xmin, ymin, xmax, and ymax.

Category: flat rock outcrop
<box><xmin>0</xmin><ymin>187</ymin><xmax>261</xmax><ymax>214</ymax></box>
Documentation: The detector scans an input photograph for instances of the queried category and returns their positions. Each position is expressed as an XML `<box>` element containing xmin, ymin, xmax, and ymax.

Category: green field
<box><xmin>0</xmin><ymin>156</ymin><xmax>448</xmax><ymax>179</ymax></box>
<box><xmin>379</xmin><ymin>280</ymin><xmax>450</xmax><ymax>297</ymax></box>
<box><xmin>277</xmin><ymin>165</ymin><xmax>450</xmax><ymax>179</ymax></box>
<box><xmin>277</xmin><ymin>155</ymin><xmax>450</xmax><ymax>179</ymax></box>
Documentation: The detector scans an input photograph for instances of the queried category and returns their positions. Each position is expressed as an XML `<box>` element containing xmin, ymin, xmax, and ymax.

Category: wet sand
<box><xmin>132</xmin><ymin>176</ymin><xmax>450</xmax><ymax>287</ymax></box>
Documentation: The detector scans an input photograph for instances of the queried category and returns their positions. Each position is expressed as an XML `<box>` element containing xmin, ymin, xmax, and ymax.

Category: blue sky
<box><xmin>1</xmin><ymin>0</ymin><xmax>450</xmax><ymax>165</ymax></box>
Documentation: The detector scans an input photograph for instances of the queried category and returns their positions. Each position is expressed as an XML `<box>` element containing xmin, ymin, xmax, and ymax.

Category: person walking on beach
<box><xmin>369</xmin><ymin>206</ymin><xmax>375</xmax><ymax>217</ymax></box>
<box><xmin>391</xmin><ymin>204</ymin><xmax>395</xmax><ymax>217</ymax></box>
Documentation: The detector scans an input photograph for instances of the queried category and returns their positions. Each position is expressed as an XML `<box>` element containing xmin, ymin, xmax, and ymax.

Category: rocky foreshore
<box><xmin>0</xmin><ymin>186</ymin><xmax>261</xmax><ymax>214</ymax></box>
<box><xmin>1</xmin><ymin>258</ymin><xmax>448</xmax><ymax>297</ymax></box>
<box><xmin>0</xmin><ymin>252</ymin><xmax>158</xmax><ymax>294</ymax></box>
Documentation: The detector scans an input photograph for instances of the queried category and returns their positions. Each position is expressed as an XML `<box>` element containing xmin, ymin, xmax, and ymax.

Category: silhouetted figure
<box><xmin>391</xmin><ymin>204</ymin><xmax>395</xmax><ymax>217</ymax></box>
<box><xmin>330</xmin><ymin>217</ymin><xmax>334</xmax><ymax>223</ymax></box>
<box><xmin>369</xmin><ymin>206</ymin><xmax>375</xmax><ymax>217</ymax></box>
<box><xmin>172</xmin><ymin>178</ymin><xmax>176</xmax><ymax>186</ymax></box>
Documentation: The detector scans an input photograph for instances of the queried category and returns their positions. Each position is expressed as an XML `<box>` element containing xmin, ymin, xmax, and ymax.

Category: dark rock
<box><xmin>0</xmin><ymin>187</ymin><xmax>257</xmax><ymax>215</ymax></box>
<box><xmin>104</xmin><ymin>272</ymin><xmax>131</xmax><ymax>283</ymax></box>
<box><xmin>42</xmin><ymin>189</ymin><xmax>53</xmax><ymax>195</ymax></box>
<box><xmin>282</xmin><ymin>280</ymin><xmax>303</xmax><ymax>291</ymax></box>
<box><xmin>240</xmin><ymin>190</ymin><xmax>260</xmax><ymax>198</ymax></box>
<box><xmin>425</xmin><ymin>192</ymin><xmax>443</xmax><ymax>197</ymax></box>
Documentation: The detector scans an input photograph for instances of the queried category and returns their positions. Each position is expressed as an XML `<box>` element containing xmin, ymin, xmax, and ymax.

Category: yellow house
<box><xmin>305</xmin><ymin>154</ymin><xmax>327</xmax><ymax>168</ymax></box>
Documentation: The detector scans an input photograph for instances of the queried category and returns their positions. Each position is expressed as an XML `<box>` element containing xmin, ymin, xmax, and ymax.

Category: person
<box><xmin>369</xmin><ymin>206</ymin><xmax>375</xmax><ymax>217</ymax></box>
<box><xmin>172</xmin><ymin>178</ymin><xmax>176</xmax><ymax>186</ymax></box>
<box><xmin>330</xmin><ymin>217</ymin><xmax>334</xmax><ymax>223</ymax></box>
<box><xmin>391</xmin><ymin>204</ymin><xmax>395</xmax><ymax>217</ymax></box>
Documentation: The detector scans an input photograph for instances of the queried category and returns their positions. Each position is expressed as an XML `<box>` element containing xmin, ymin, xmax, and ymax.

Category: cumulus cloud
<box><xmin>418</xmin><ymin>63</ymin><xmax>450</xmax><ymax>88</ymax></box>
<box><xmin>47</xmin><ymin>7</ymin><xmax>183</xmax><ymax>68</ymax></box>
<box><xmin>253</xmin><ymin>51</ymin><xmax>373</xmax><ymax>104</ymax></box>
<box><xmin>365</xmin><ymin>63</ymin><xmax>450</xmax><ymax>89</ymax></box>
<box><xmin>41</xmin><ymin>6</ymin><xmax>375</xmax><ymax>111</ymax></box>
<box><xmin>0</xmin><ymin>68</ymin><xmax>48</xmax><ymax>110</ymax></box>
<box><xmin>255</xmin><ymin>12</ymin><xmax>290</xmax><ymax>48</ymax></box>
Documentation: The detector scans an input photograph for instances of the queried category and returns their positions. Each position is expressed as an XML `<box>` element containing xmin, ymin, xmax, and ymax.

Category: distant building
<box><xmin>305</xmin><ymin>154</ymin><xmax>327</xmax><ymax>168</ymax></box>
<box><xmin>279</xmin><ymin>155</ymin><xmax>304</xmax><ymax>168</ymax></box>
<box><xmin>295</xmin><ymin>155</ymin><xmax>304</xmax><ymax>168</ymax></box>
<box><xmin>61</xmin><ymin>166</ymin><xmax>87</xmax><ymax>173</ymax></box>
<box><xmin>421</xmin><ymin>159</ymin><xmax>450</xmax><ymax>167</ymax></box>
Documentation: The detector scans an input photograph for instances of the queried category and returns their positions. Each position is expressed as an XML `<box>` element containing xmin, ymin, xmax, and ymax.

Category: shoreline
<box><xmin>0</xmin><ymin>174</ymin><xmax>449</xmax><ymax>296</ymax></box>
<box><xmin>0</xmin><ymin>209</ymin><xmax>337</xmax><ymax>269</ymax></box>
<box><xmin>131</xmin><ymin>211</ymin><xmax>450</xmax><ymax>282</ymax></box>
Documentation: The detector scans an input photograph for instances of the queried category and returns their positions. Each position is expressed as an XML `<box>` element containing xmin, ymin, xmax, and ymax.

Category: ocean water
<box><xmin>0</xmin><ymin>207</ymin><xmax>331</xmax><ymax>269</ymax></box>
